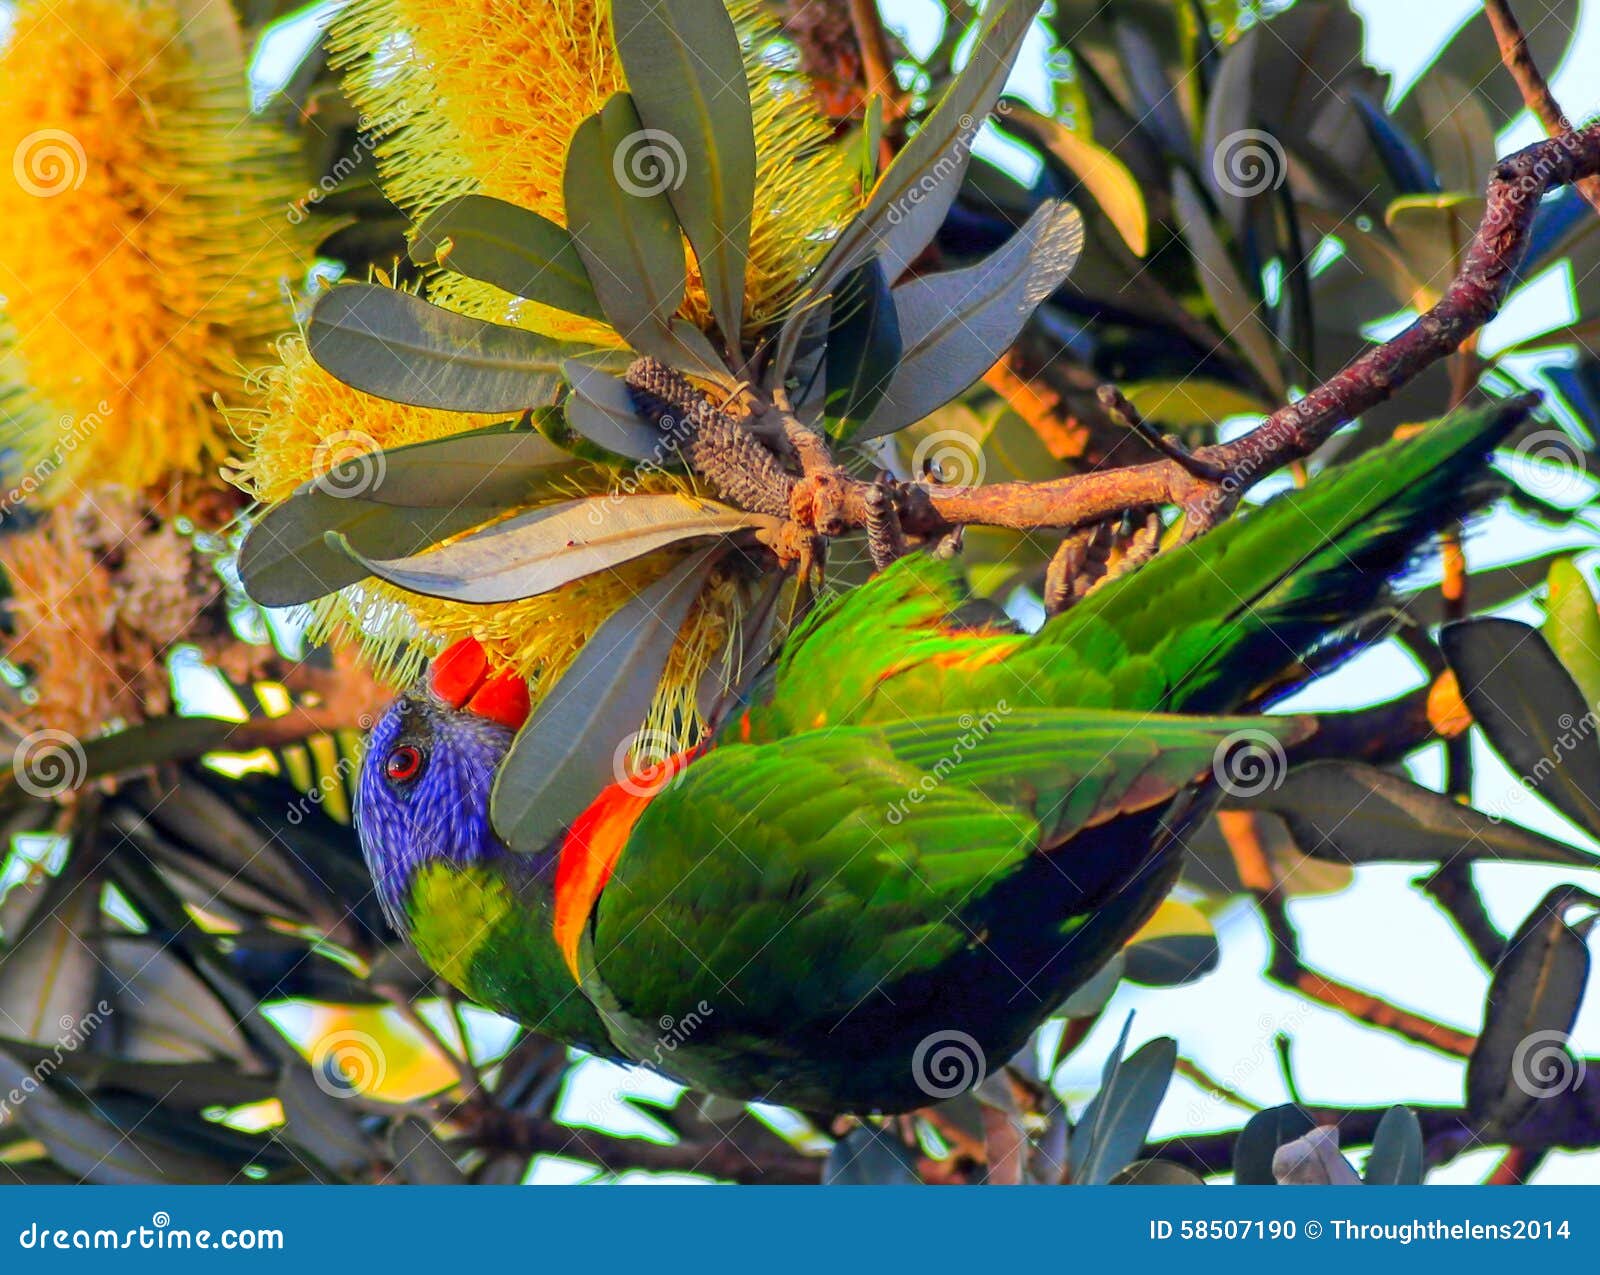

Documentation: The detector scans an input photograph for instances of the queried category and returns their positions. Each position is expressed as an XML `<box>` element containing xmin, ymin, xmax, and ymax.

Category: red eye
<box><xmin>385</xmin><ymin>745</ymin><xmax>424</xmax><ymax>785</ymax></box>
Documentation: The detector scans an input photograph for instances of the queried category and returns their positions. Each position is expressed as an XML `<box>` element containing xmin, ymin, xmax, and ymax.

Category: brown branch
<box><xmin>450</xmin><ymin>1102</ymin><xmax>823</xmax><ymax>1184</ymax></box>
<box><xmin>1483</xmin><ymin>1</ymin><xmax>1600</xmax><ymax>214</ymax></box>
<box><xmin>848</xmin><ymin>0</ymin><xmax>903</xmax><ymax>120</ymax></box>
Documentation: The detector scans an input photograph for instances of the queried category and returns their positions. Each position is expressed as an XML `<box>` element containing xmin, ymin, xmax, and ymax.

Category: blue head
<box><xmin>353</xmin><ymin>640</ymin><xmax>530</xmax><ymax>932</ymax></box>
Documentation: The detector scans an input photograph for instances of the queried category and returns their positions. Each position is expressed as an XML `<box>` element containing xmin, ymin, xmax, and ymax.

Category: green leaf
<box><xmin>1069</xmin><ymin>1017</ymin><xmax>1176</xmax><ymax>1185</ymax></box>
<box><xmin>239</xmin><ymin>490</ymin><xmax>499</xmax><ymax>608</ymax></box>
<box><xmin>612</xmin><ymin>0</ymin><xmax>755</xmax><ymax>352</ymax></box>
<box><xmin>333</xmin><ymin>492</ymin><xmax>773</xmax><ymax>604</ymax></box>
<box><xmin>278</xmin><ymin>1065</ymin><xmax>378</xmax><ymax>1176</ymax></box>
<box><xmin>1465</xmin><ymin>886</ymin><xmax>1597</xmax><ymax>1130</ymax></box>
<box><xmin>491</xmin><ymin>546</ymin><xmax>722</xmax><ymax>853</ymax></box>
<box><xmin>998</xmin><ymin>101</ymin><xmax>1148</xmax><ymax>255</ymax></box>
<box><xmin>562</xmin><ymin>360</ymin><xmax>682</xmax><ymax>464</ymax></box>
<box><xmin>1440</xmin><ymin>619</ymin><xmax>1600</xmax><ymax>839</ymax></box>
<box><xmin>823</xmin><ymin>258</ymin><xmax>901</xmax><ymax>439</ymax></box>
<box><xmin>1385</xmin><ymin>193</ymin><xmax>1484</xmax><ymax>296</ymax></box>
<box><xmin>409</xmin><ymin>194</ymin><xmax>606</xmax><ymax>322</ymax></box>
<box><xmin>564</xmin><ymin>95</ymin><xmax>690</xmax><ymax>361</ymax></box>
<box><xmin>100</xmin><ymin>938</ymin><xmax>254</xmax><ymax>1065</ymax></box>
<box><xmin>1542</xmin><ymin>558</ymin><xmax>1600</xmax><ymax>711</ymax></box>
<box><xmin>859</xmin><ymin>200</ymin><xmax>1084</xmax><ymax>439</ymax></box>
<box><xmin>1109</xmin><ymin>1159</ymin><xmax>1205</xmax><ymax>1185</ymax></box>
<box><xmin>1363</xmin><ymin>1106</ymin><xmax>1423</xmax><ymax>1185</ymax></box>
<box><xmin>1233</xmin><ymin>1104</ymin><xmax>1315</xmax><ymax>1185</ymax></box>
<box><xmin>1171</xmin><ymin>170</ymin><xmax>1285</xmax><ymax>399</ymax></box>
<box><xmin>775</xmin><ymin>0</ymin><xmax>1046</xmax><ymax>374</ymax></box>
<box><xmin>824</xmin><ymin>1125</ymin><xmax>921</xmax><ymax>1185</ymax></box>
<box><xmin>1123</xmin><ymin>934</ymin><xmax>1219</xmax><ymax>988</ymax></box>
<box><xmin>1230</xmin><ymin>760</ymin><xmax>1597</xmax><ymax>868</ymax></box>
<box><xmin>314</xmin><ymin>421</ymin><xmax>581</xmax><ymax>508</ymax></box>
<box><xmin>308</xmin><ymin>284</ymin><xmax>591</xmax><ymax>412</ymax></box>
<box><xmin>0</xmin><ymin>871</ymin><xmax>98</xmax><ymax>1044</ymax></box>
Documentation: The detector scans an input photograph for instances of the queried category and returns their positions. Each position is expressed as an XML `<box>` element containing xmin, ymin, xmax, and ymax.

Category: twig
<box><xmin>848</xmin><ymin>0</ymin><xmax>903</xmax><ymax>120</ymax></box>
<box><xmin>448</xmin><ymin>1101</ymin><xmax>822</xmax><ymax>1183</ymax></box>
<box><xmin>1097</xmin><ymin>385</ymin><xmax>1227</xmax><ymax>481</ymax></box>
<box><xmin>1482</xmin><ymin>1</ymin><xmax>1600</xmax><ymax>214</ymax></box>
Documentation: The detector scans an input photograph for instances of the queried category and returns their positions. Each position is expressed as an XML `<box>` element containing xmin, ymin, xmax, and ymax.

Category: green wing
<box><xmin>587</xmin><ymin>709</ymin><xmax>1306</xmax><ymax>1054</ymax></box>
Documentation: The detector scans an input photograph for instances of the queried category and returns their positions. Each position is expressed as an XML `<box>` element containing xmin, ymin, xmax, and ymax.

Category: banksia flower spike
<box><xmin>0</xmin><ymin>0</ymin><xmax>308</xmax><ymax>510</ymax></box>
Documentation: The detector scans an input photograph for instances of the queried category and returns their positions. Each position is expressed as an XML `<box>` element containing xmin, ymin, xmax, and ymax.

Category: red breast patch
<box><xmin>552</xmin><ymin>746</ymin><xmax>702</xmax><ymax>980</ymax></box>
<box><xmin>430</xmin><ymin>636</ymin><xmax>530</xmax><ymax>730</ymax></box>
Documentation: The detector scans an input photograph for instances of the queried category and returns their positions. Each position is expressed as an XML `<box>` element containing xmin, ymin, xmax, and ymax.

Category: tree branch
<box><xmin>1482</xmin><ymin>1</ymin><xmax>1600</xmax><ymax>214</ymax></box>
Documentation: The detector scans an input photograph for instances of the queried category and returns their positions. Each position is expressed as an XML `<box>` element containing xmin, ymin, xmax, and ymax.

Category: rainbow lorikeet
<box><xmin>355</xmin><ymin>405</ymin><xmax>1512</xmax><ymax>1112</ymax></box>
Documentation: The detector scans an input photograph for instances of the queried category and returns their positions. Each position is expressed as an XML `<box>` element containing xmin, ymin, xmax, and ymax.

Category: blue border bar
<box><xmin>0</xmin><ymin>1186</ymin><xmax>1588</xmax><ymax>1272</ymax></box>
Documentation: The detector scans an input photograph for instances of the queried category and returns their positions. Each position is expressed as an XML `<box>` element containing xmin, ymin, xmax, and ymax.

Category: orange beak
<box><xmin>430</xmin><ymin>637</ymin><xmax>531</xmax><ymax>731</ymax></box>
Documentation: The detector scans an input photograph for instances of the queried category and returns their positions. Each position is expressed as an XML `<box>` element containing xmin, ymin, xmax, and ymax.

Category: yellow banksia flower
<box><xmin>329</xmin><ymin>0</ymin><xmax>856</xmax><ymax>337</ymax></box>
<box><xmin>229</xmin><ymin>335</ymin><xmax>745</xmax><ymax>740</ymax></box>
<box><xmin>0</xmin><ymin>0</ymin><xmax>307</xmax><ymax>508</ymax></box>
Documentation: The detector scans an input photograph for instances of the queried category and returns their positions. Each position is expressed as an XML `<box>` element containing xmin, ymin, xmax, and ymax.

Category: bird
<box><xmin>354</xmin><ymin>403</ymin><xmax>1514</xmax><ymax>1113</ymax></box>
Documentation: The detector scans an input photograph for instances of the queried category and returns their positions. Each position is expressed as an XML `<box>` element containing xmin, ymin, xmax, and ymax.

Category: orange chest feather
<box><xmin>551</xmin><ymin>748</ymin><xmax>700</xmax><ymax>980</ymax></box>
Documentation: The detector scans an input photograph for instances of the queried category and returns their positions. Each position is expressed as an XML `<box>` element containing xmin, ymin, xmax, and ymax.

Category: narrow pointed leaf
<box><xmin>998</xmin><ymin>101</ymin><xmax>1148</xmax><ymax>255</ymax></box>
<box><xmin>1230</xmin><ymin>760</ymin><xmax>1597</xmax><ymax>868</ymax></box>
<box><xmin>312</xmin><ymin>422</ymin><xmax>581</xmax><ymax>508</ymax></box>
<box><xmin>823</xmin><ymin>258</ymin><xmax>901</xmax><ymax>438</ymax></box>
<box><xmin>1363</xmin><ymin>1106</ymin><xmax>1423</xmax><ymax>1185</ymax></box>
<box><xmin>1110</xmin><ymin>1159</ymin><xmax>1205</xmax><ymax>1185</ymax></box>
<box><xmin>859</xmin><ymin>200</ymin><xmax>1084</xmax><ymax>438</ymax></box>
<box><xmin>1069</xmin><ymin>1017</ymin><xmax>1176</xmax><ymax>1185</ymax></box>
<box><xmin>0</xmin><ymin>872</ymin><xmax>98</xmax><ymax>1044</ymax></box>
<box><xmin>308</xmin><ymin>284</ymin><xmax>597</xmax><ymax>412</ymax></box>
<box><xmin>1440</xmin><ymin>618</ymin><xmax>1600</xmax><ymax>839</ymax></box>
<box><xmin>1543</xmin><ymin>558</ymin><xmax>1600</xmax><ymax>710</ymax></box>
<box><xmin>239</xmin><ymin>491</ymin><xmax>498</xmax><ymax>607</ymax></box>
<box><xmin>563</xmin><ymin>360</ymin><xmax>682</xmax><ymax>464</ymax></box>
<box><xmin>1234</xmin><ymin>1105</ymin><xmax>1315</xmax><ymax>1185</ymax></box>
<box><xmin>335</xmin><ymin>492</ymin><xmax>773</xmax><ymax>604</ymax></box>
<box><xmin>492</xmin><ymin>547</ymin><xmax>722</xmax><ymax>852</ymax></box>
<box><xmin>775</xmin><ymin>0</ymin><xmax>1045</xmax><ymax>373</ymax></box>
<box><xmin>565</xmin><ymin>95</ymin><xmax>688</xmax><ymax>356</ymax></box>
<box><xmin>1466</xmin><ymin>885</ymin><xmax>1598</xmax><ymax>1129</ymax></box>
<box><xmin>410</xmin><ymin>194</ymin><xmax>606</xmax><ymax>322</ymax></box>
<box><xmin>613</xmin><ymin>0</ymin><xmax>755</xmax><ymax>352</ymax></box>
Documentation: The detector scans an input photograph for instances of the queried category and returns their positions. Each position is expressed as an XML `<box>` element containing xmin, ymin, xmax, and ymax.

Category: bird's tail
<box><xmin>1042</xmin><ymin>398</ymin><xmax>1525</xmax><ymax>713</ymax></box>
